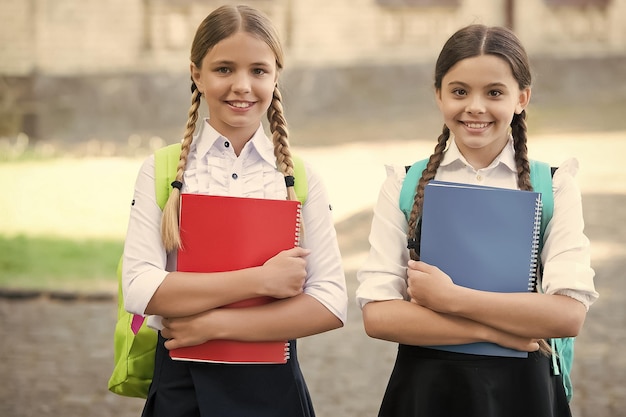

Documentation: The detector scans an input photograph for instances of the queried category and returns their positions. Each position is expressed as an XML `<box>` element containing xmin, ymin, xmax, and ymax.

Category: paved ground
<box><xmin>1</xmin><ymin>133</ymin><xmax>625</xmax><ymax>417</ymax></box>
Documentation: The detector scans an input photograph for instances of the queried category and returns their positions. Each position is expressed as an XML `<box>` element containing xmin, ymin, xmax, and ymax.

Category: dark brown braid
<box><xmin>511</xmin><ymin>109</ymin><xmax>551</xmax><ymax>354</ymax></box>
<box><xmin>511</xmin><ymin>110</ymin><xmax>532</xmax><ymax>191</ymax></box>
<box><xmin>407</xmin><ymin>125</ymin><xmax>451</xmax><ymax>260</ymax></box>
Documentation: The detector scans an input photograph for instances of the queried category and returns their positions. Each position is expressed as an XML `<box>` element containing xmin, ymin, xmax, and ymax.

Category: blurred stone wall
<box><xmin>1</xmin><ymin>0</ymin><xmax>625</xmax><ymax>145</ymax></box>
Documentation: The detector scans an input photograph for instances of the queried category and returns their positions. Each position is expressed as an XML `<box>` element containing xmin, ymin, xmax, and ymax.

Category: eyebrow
<box><xmin>448</xmin><ymin>81</ymin><xmax>508</xmax><ymax>90</ymax></box>
<box><xmin>210</xmin><ymin>60</ymin><xmax>273</xmax><ymax>67</ymax></box>
<box><xmin>447</xmin><ymin>81</ymin><xmax>509</xmax><ymax>90</ymax></box>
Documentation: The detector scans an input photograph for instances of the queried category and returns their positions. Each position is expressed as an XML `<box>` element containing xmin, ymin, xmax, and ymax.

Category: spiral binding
<box><xmin>280</xmin><ymin>203</ymin><xmax>302</xmax><ymax>362</ymax></box>
<box><xmin>294</xmin><ymin>203</ymin><xmax>302</xmax><ymax>247</ymax></box>
<box><xmin>284</xmin><ymin>342</ymin><xmax>291</xmax><ymax>361</ymax></box>
<box><xmin>528</xmin><ymin>195</ymin><xmax>543</xmax><ymax>292</ymax></box>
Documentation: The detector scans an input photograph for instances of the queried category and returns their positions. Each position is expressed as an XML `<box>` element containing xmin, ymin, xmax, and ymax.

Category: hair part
<box><xmin>161</xmin><ymin>5</ymin><xmax>298</xmax><ymax>251</ymax></box>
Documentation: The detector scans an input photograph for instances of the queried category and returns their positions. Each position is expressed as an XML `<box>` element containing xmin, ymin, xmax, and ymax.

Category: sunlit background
<box><xmin>1</xmin><ymin>0</ymin><xmax>625</xmax><ymax>416</ymax></box>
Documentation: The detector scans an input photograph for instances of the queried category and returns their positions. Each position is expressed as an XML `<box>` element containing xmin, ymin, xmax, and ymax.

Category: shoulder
<box><xmin>137</xmin><ymin>153</ymin><xmax>156</xmax><ymax>179</ymax></box>
<box><xmin>552</xmin><ymin>158</ymin><xmax>580</xmax><ymax>195</ymax></box>
<box><xmin>552</xmin><ymin>158</ymin><xmax>579</xmax><ymax>178</ymax></box>
<box><xmin>386</xmin><ymin>164</ymin><xmax>409</xmax><ymax>180</ymax></box>
<box><xmin>380</xmin><ymin>165</ymin><xmax>409</xmax><ymax>211</ymax></box>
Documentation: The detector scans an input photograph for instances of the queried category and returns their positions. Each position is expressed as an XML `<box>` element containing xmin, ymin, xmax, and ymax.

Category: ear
<box><xmin>515</xmin><ymin>87</ymin><xmax>531</xmax><ymax>114</ymax></box>
<box><xmin>190</xmin><ymin>62</ymin><xmax>204</xmax><ymax>92</ymax></box>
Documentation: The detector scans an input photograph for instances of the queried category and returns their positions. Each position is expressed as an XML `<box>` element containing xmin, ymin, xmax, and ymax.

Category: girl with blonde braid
<box><xmin>122</xmin><ymin>5</ymin><xmax>346</xmax><ymax>417</ymax></box>
<box><xmin>356</xmin><ymin>24</ymin><xmax>598</xmax><ymax>417</ymax></box>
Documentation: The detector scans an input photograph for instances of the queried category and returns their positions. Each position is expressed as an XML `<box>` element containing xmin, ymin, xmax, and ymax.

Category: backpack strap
<box><xmin>291</xmin><ymin>154</ymin><xmax>308</xmax><ymax>204</ymax></box>
<box><xmin>529</xmin><ymin>160</ymin><xmax>554</xmax><ymax>251</ymax></box>
<box><xmin>399</xmin><ymin>158</ymin><xmax>429</xmax><ymax>219</ymax></box>
<box><xmin>529</xmin><ymin>161</ymin><xmax>573</xmax><ymax>398</ymax></box>
<box><xmin>154</xmin><ymin>143</ymin><xmax>182</xmax><ymax>210</ymax></box>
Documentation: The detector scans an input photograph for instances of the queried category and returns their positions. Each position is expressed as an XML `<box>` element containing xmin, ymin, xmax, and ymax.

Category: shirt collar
<box><xmin>247</xmin><ymin>126</ymin><xmax>278</xmax><ymax>168</ymax></box>
<box><xmin>192</xmin><ymin>119</ymin><xmax>277</xmax><ymax>168</ymax></box>
<box><xmin>440</xmin><ymin>135</ymin><xmax>517</xmax><ymax>173</ymax></box>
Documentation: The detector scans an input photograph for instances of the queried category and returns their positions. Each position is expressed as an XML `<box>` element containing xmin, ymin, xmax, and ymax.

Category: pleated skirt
<box><xmin>378</xmin><ymin>344</ymin><xmax>571</xmax><ymax>417</ymax></box>
<box><xmin>141</xmin><ymin>333</ymin><xmax>315</xmax><ymax>417</ymax></box>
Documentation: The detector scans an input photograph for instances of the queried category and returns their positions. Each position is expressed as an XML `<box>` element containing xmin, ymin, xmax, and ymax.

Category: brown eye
<box><xmin>452</xmin><ymin>88</ymin><xmax>467</xmax><ymax>96</ymax></box>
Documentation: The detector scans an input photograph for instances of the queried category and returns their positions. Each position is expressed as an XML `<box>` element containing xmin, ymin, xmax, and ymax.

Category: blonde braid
<box><xmin>267</xmin><ymin>84</ymin><xmax>305</xmax><ymax>242</ymax></box>
<box><xmin>267</xmin><ymin>84</ymin><xmax>297</xmax><ymax>201</ymax></box>
<box><xmin>407</xmin><ymin>125</ymin><xmax>450</xmax><ymax>260</ymax></box>
<box><xmin>160</xmin><ymin>84</ymin><xmax>201</xmax><ymax>252</ymax></box>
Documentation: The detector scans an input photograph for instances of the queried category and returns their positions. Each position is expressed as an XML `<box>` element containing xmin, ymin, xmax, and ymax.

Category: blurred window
<box><xmin>544</xmin><ymin>0</ymin><xmax>610</xmax><ymax>6</ymax></box>
<box><xmin>376</xmin><ymin>0</ymin><xmax>459</xmax><ymax>6</ymax></box>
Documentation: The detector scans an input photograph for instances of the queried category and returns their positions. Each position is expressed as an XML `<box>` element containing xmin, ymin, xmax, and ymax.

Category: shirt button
<box><xmin>224</xmin><ymin>141</ymin><xmax>230</xmax><ymax>148</ymax></box>
<box><xmin>232</xmin><ymin>173</ymin><xmax>238</xmax><ymax>180</ymax></box>
<box><xmin>476</xmin><ymin>174</ymin><xmax>483</xmax><ymax>181</ymax></box>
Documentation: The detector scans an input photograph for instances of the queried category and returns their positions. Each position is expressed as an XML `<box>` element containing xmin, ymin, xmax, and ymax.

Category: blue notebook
<box><xmin>419</xmin><ymin>180</ymin><xmax>543</xmax><ymax>358</ymax></box>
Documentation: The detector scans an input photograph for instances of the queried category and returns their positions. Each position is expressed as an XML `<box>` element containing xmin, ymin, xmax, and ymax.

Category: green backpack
<box><xmin>108</xmin><ymin>143</ymin><xmax>309</xmax><ymax>398</ymax></box>
<box><xmin>399</xmin><ymin>158</ymin><xmax>575</xmax><ymax>402</ymax></box>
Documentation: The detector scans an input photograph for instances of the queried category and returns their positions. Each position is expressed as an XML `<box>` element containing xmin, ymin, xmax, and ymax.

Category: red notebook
<box><xmin>169</xmin><ymin>194</ymin><xmax>302</xmax><ymax>364</ymax></box>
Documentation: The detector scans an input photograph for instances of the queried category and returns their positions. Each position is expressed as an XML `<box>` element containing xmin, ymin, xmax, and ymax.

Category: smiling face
<box><xmin>191</xmin><ymin>30</ymin><xmax>278</xmax><ymax>146</ymax></box>
<box><xmin>436</xmin><ymin>54</ymin><xmax>531</xmax><ymax>168</ymax></box>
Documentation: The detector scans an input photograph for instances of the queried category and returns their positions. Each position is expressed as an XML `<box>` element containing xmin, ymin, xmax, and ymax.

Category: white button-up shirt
<box><xmin>123</xmin><ymin>120</ymin><xmax>347</xmax><ymax>329</ymax></box>
<box><xmin>356</xmin><ymin>138</ymin><xmax>599</xmax><ymax>310</ymax></box>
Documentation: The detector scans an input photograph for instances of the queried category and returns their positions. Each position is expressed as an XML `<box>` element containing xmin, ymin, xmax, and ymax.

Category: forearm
<box><xmin>362</xmin><ymin>299</ymin><xmax>500</xmax><ymax>346</ymax></box>
<box><xmin>145</xmin><ymin>267</ymin><xmax>264</xmax><ymax>317</ymax></box>
<box><xmin>209</xmin><ymin>294</ymin><xmax>343</xmax><ymax>342</ymax></box>
<box><xmin>448</xmin><ymin>286</ymin><xmax>587</xmax><ymax>339</ymax></box>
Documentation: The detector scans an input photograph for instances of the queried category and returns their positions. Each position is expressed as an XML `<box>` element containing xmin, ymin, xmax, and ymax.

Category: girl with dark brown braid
<box><xmin>356</xmin><ymin>24</ymin><xmax>598</xmax><ymax>417</ymax></box>
<box><xmin>121</xmin><ymin>5</ymin><xmax>347</xmax><ymax>417</ymax></box>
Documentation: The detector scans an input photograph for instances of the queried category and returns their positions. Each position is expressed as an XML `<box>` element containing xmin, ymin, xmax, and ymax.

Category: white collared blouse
<box><xmin>123</xmin><ymin>120</ymin><xmax>347</xmax><ymax>330</ymax></box>
<box><xmin>356</xmin><ymin>137</ymin><xmax>599</xmax><ymax>311</ymax></box>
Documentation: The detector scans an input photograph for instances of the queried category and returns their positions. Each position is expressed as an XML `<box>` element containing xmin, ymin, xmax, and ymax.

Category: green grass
<box><xmin>0</xmin><ymin>235</ymin><xmax>123</xmax><ymax>292</ymax></box>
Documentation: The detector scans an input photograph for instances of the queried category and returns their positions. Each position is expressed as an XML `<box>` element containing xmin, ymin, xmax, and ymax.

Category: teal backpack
<box><xmin>399</xmin><ymin>158</ymin><xmax>575</xmax><ymax>402</ymax></box>
<box><xmin>108</xmin><ymin>143</ymin><xmax>309</xmax><ymax>398</ymax></box>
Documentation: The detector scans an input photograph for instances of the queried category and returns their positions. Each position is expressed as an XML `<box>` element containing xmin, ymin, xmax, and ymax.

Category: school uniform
<box><xmin>142</xmin><ymin>334</ymin><xmax>314</xmax><ymax>417</ymax></box>
<box><xmin>356</xmin><ymin>138</ymin><xmax>598</xmax><ymax>417</ymax></box>
<box><xmin>379</xmin><ymin>345</ymin><xmax>570</xmax><ymax>417</ymax></box>
<box><xmin>123</xmin><ymin>120</ymin><xmax>348</xmax><ymax>417</ymax></box>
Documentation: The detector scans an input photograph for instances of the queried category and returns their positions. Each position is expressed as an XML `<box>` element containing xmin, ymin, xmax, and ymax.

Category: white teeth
<box><xmin>230</xmin><ymin>102</ymin><xmax>251</xmax><ymax>108</ymax></box>
<box><xmin>465</xmin><ymin>122</ymin><xmax>489</xmax><ymax>129</ymax></box>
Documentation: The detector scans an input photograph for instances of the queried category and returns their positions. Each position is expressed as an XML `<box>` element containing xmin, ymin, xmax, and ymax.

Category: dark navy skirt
<box><xmin>142</xmin><ymin>333</ymin><xmax>315</xmax><ymax>417</ymax></box>
<box><xmin>378</xmin><ymin>344</ymin><xmax>571</xmax><ymax>417</ymax></box>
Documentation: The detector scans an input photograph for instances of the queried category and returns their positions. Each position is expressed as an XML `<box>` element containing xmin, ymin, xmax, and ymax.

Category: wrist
<box><xmin>208</xmin><ymin>308</ymin><xmax>232</xmax><ymax>340</ymax></box>
<box><xmin>439</xmin><ymin>284</ymin><xmax>467</xmax><ymax>315</ymax></box>
<box><xmin>449</xmin><ymin>285</ymin><xmax>476</xmax><ymax>319</ymax></box>
<box><xmin>249</xmin><ymin>266</ymin><xmax>268</xmax><ymax>297</ymax></box>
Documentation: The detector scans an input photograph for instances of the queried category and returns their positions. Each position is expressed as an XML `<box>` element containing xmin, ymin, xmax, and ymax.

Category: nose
<box><xmin>465</xmin><ymin>95</ymin><xmax>486</xmax><ymax>114</ymax></box>
<box><xmin>232</xmin><ymin>72</ymin><xmax>251</xmax><ymax>94</ymax></box>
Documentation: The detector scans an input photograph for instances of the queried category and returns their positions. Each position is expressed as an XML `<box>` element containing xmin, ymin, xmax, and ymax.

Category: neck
<box><xmin>458</xmin><ymin>141</ymin><xmax>507</xmax><ymax>170</ymax></box>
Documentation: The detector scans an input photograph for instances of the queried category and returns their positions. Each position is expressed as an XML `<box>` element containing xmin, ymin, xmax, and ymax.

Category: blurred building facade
<box><xmin>1</xmin><ymin>0</ymin><xmax>625</xmax><ymax>144</ymax></box>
